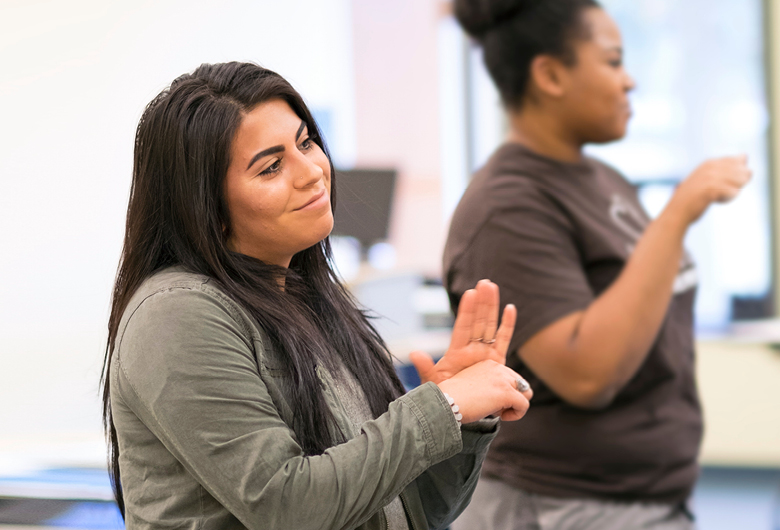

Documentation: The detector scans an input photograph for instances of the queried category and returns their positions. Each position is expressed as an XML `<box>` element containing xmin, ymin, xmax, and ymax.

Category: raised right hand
<box><xmin>669</xmin><ymin>155</ymin><xmax>752</xmax><ymax>225</ymax></box>
<box><xmin>437</xmin><ymin>359</ymin><xmax>532</xmax><ymax>423</ymax></box>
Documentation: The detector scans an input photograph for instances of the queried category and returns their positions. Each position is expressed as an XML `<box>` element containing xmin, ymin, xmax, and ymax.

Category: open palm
<box><xmin>410</xmin><ymin>280</ymin><xmax>516</xmax><ymax>385</ymax></box>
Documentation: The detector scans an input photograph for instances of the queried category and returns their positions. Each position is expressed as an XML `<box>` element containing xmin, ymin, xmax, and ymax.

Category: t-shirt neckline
<box><xmin>497</xmin><ymin>141</ymin><xmax>594</xmax><ymax>173</ymax></box>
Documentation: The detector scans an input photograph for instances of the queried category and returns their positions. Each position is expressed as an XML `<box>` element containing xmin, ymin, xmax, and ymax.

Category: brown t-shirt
<box><xmin>443</xmin><ymin>143</ymin><xmax>702</xmax><ymax>504</ymax></box>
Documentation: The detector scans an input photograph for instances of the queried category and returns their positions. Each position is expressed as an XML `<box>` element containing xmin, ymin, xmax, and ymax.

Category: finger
<box><xmin>723</xmin><ymin>166</ymin><xmax>751</xmax><ymax>184</ymax></box>
<box><xmin>450</xmin><ymin>289</ymin><xmax>477</xmax><ymax>348</ymax></box>
<box><xmin>471</xmin><ymin>280</ymin><xmax>493</xmax><ymax>342</ymax></box>
<box><xmin>721</xmin><ymin>154</ymin><xmax>747</xmax><ymax>165</ymax></box>
<box><xmin>495</xmin><ymin>367</ymin><xmax>532</xmax><ymax>421</ymax></box>
<box><xmin>493</xmin><ymin>304</ymin><xmax>516</xmax><ymax>362</ymax></box>
<box><xmin>721</xmin><ymin>155</ymin><xmax>743</xmax><ymax>164</ymax></box>
<box><xmin>482</xmin><ymin>281</ymin><xmax>500</xmax><ymax>342</ymax></box>
<box><xmin>499</xmin><ymin>404</ymin><xmax>529</xmax><ymax>422</ymax></box>
<box><xmin>508</xmin><ymin>367</ymin><xmax>534</xmax><ymax>399</ymax></box>
<box><xmin>499</xmin><ymin>393</ymin><xmax>530</xmax><ymax>422</ymax></box>
<box><xmin>517</xmin><ymin>377</ymin><xmax>534</xmax><ymax>401</ymax></box>
<box><xmin>715</xmin><ymin>184</ymin><xmax>742</xmax><ymax>203</ymax></box>
<box><xmin>409</xmin><ymin>351</ymin><xmax>436</xmax><ymax>383</ymax></box>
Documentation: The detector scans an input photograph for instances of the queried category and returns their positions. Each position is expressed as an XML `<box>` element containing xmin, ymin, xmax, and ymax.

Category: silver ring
<box><xmin>515</xmin><ymin>377</ymin><xmax>530</xmax><ymax>393</ymax></box>
<box><xmin>469</xmin><ymin>337</ymin><xmax>496</xmax><ymax>344</ymax></box>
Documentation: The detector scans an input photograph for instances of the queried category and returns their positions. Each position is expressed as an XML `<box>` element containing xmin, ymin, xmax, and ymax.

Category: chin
<box><xmin>309</xmin><ymin>214</ymin><xmax>335</xmax><ymax>248</ymax></box>
<box><xmin>591</xmin><ymin>123</ymin><xmax>628</xmax><ymax>144</ymax></box>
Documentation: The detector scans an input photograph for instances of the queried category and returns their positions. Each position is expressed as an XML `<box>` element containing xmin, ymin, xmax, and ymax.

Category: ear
<box><xmin>528</xmin><ymin>55</ymin><xmax>568</xmax><ymax>99</ymax></box>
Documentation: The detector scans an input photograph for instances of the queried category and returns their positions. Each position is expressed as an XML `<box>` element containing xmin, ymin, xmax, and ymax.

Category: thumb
<box><xmin>408</xmin><ymin>351</ymin><xmax>435</xmax><ymax>382</ymax></box>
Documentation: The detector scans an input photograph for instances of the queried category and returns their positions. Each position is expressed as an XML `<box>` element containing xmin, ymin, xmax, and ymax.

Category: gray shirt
<box><xmin>334</xmin><ymin>367</ymin><xmax>409</xmax><ymax>530</ymax></box>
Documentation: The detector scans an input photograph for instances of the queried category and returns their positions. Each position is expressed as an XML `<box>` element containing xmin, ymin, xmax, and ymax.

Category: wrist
<box><xmin>442</xmin><ymin>392</ymin><xmax>463</xmax><ymax>426</ymax></box>
<box><xmin>658</xmin><ymin>197</ymin><xmax>693</xmax><ymax>235</ymax></box>
<box><xmin>421</xmin><ymin>369</ymin><xmax>448</xmax><ymax>385</ymax></box>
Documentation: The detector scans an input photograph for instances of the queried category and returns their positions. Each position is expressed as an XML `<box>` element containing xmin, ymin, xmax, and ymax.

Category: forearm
<box><xmin>234</xmin><ymin>386</ymin><xmax>461</xmax><ymax>530</ymax></box>
<box><xmin>120</xmin><ymin>361</ymin><xmax>462</xmax><ymax>530</ymax></box>
<box><xmin>412</xmin><ymin>418</ymin><xmax>499</xmax><ymax>529</ymax></box>
<box><xmin>524</xmin><ymin>202</ymin><xmax>690</xmax><ymax>408</ymax></box>
<box><xmin>570</xmin><ymin>156</ymin><xmax>752</xmax><ymax>405</ymax></box>
<box><xmin>576</xmin><ymin>203</ymin><xmax>688</xmax><ymax>394</ymax></box>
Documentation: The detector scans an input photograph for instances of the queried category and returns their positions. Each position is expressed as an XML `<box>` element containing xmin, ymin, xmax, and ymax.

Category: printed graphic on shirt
<box><xmin>609</xmin><ymin>193</ymin><xmax>645</xmax><ymax>250</ymax></box>
<box><xmin>609</xmin><ymin>194</ymin><xmax>697</xmax><ymax>295</ymax></box>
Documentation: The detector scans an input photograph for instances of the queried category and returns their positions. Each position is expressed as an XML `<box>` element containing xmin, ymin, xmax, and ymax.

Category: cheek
<box><xmin>228</xmin><ymin>183</ymin><xmax>288</xmax><ymax>235</ymax></box>
<box><xmin>315</xmin><ymin>152</ymin><xmax>331</xmax><ymax>185</ymax></box>
<box><xmin>607</xmin><ymin>75</ymin><xmax>628</xmax><ymax>105</ymax></box>
<box><xmin>589</xmin><ymin>74</ymin><xmax>627</xmax><ymax>120</ymax></box>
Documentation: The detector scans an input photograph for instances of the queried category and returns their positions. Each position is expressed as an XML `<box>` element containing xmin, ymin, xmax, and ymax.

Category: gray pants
<box><xmin>452</xmin><ymin>478</ymin><xmax>695</xmax><ymax>530</ymax></box>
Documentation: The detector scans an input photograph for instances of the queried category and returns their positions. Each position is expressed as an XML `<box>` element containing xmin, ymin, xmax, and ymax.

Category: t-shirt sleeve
<box><xmin>445</xmin><ymin>186</ymin><xmax>594</xmax><ymax>355</ymax></box>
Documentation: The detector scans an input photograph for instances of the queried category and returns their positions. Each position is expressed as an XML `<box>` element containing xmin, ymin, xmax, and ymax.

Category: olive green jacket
<box><xmin>110</xmin><ymin>268</ymin><xmax>499</xmax><ymax>529</ymax></box>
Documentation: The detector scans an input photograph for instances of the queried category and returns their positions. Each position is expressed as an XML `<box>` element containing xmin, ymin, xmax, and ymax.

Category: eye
<box><xmin>260</xmin><ymin>158</ymin><xmax>282</xmax><ymax>176</ymax></box>
<box><xmin>299</xmin><ymin>136</ymin><xmax>314</xmax><ymax>151</ymax></box>
<box><xmin>609</xmin><ymin>58</ymin><xmax>623</xmax><ymax>68</ymax></box>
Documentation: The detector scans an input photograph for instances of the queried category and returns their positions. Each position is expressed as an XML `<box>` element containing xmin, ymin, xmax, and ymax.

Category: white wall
<box><xmin>0</xmin><ymin>0</ymin><xmax>355</xmax><ymax>459</ymax></box>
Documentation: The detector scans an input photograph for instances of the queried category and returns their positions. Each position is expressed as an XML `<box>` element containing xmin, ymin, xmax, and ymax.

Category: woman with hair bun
<box><xmin>443</xmin><ymin>1</ymin><xmax>751</xmax><ymax>528</ymax></box>
<box><xmin>102</xmin><ymin>61</ymin><xmax>533</xmax><ymax>530</ymax></box>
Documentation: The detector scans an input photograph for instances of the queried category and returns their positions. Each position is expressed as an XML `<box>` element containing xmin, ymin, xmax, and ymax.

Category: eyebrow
<box><xmin>295</xmin><ymin>120</ymin><xmax>306</xmax><ymax>141</ymax></box>
<box><xmin>245</xmin><ymin>120</ymin><xmax>308</xmax><ymax>171</ymax></box>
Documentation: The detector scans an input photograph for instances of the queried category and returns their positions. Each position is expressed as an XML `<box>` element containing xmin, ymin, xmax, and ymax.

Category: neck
<box><xmin>507</xmin><ymin>106</ymin><xmax>584</xmax><ymax>163</ymax></box>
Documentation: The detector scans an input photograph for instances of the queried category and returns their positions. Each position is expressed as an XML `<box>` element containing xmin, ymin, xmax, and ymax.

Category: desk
<box><xmin>697</xmin><ymin>339</ymin><xmax>780</xmax><ymax>467</ymax></box>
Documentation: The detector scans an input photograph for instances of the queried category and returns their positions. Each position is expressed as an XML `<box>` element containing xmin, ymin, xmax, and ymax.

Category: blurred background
<box><xmin>1</xmin><ymin>0</ymin><xmax>780</xmax><ymax>528</ymax></box>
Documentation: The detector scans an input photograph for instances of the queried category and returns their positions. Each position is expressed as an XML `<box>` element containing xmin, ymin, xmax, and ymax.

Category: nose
<box><xmin>292</xmin><ymin>150</ymin><xmax>325</xmax><ymax>189</ymax></box>
<box><xmin>624</xmin><ymin>72</ymin><xmax>636</xmax><ymax>92</ymax></box>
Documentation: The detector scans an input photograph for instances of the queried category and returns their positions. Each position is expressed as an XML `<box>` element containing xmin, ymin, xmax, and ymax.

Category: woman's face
<box><xmin>224</xmin><ymin>99</ymin><xmax>333</xmax><ymax>267</ymax></box>
<box><xmin>559</xmin><ymin>7</ymin><xmax>635</xmax><ymax>143</ymax></box>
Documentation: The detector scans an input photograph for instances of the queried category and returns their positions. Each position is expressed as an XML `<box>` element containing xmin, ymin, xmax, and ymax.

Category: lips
<box><xmin>296</xmin><ymin>189</ymin><xmax>328</xmax><ymax>211</ymax></box>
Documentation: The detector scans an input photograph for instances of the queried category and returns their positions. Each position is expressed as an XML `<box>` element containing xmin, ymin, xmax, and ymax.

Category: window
<box><xmin>451</xmin><ymin>0</ymin><xmax>774</xmax><ymax>331</ymax></box>
<box><xmin>589</xmin><ymin>0</ymin><xmax>773</xmax><ymax>330</ymax></box>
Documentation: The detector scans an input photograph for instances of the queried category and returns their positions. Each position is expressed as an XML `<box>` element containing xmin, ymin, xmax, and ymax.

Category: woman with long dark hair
<box><xmin>444</xmin><ymin>1</ymin><xmax>751</xmax><ymax>528</ymax></box>
<box><xmin>102</xmin><ymin>61</ymin><xmax>532</xmax><ymax>530</ymax></box>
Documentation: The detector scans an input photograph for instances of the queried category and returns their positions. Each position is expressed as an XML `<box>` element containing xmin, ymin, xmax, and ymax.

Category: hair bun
<box><xmin>454</xmin><ymin>0</ymin><xmax>533</xmax><ymax>40</ymax></box>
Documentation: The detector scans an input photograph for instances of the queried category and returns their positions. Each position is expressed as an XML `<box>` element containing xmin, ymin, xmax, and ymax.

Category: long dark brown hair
<box><xmin>100</xmin><ymin>62</ymin><xmax>405</xmax><ymax>516</ymax></box>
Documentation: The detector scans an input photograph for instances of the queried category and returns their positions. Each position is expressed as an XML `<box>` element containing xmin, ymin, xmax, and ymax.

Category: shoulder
<box><xmin>111</xmin><ymin>268</ymin><xmax>272</xmax><ymax>406</ymax></box>
<box><xmin>127</xmin><ymin>266</ymin><xmax>216</xmax><ymax>300</ymax></box>
<box><xmin>587</xmin><ymin>156</ymin><xmax>636</xmax><ymax>189</ymax></box>
<box><xmin>586</xmin><ymin>155</ymin><xmax>623</xmax><ymax>176</ymax></box>
<box><xmin>454</xmin><ymin>147</ymin><xmax>561</xmax><ymax>225</ymax></box>
<box><xmin>476</xmin><ymin>144</ymin><xmax>598</xmax><ymax>217</ymax></box>
<box><xmin>123</xmin><ymin>268</ymin><xmax>238</xmax><ymax>320</ymax></box>
<box><xmin>117</xmin><ymin>267</ymin><xmax>258</xmax><ymax>354</ymax></box>
<box><xmin>445</xmin><ymin>147</ymin><xmax>573</xmax><ymax>269</ymax></box>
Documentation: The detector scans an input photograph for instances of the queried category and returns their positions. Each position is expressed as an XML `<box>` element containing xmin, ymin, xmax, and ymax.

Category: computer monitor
<box><xmin>332</xmin><ymin>168</ymin><xmax>397</xmax><ymax>251</ymax></box>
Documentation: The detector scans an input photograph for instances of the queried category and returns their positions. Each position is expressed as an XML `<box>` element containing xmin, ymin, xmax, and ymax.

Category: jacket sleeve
<box><xmin>409</xmin><ymin>418</ymin><xmax>499</xmax><ymax>529</ymax></box>
<box><xmin>113</xmin><ymin>285</ymin><xmax>464</xmax><ymax>530</ymax></box>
